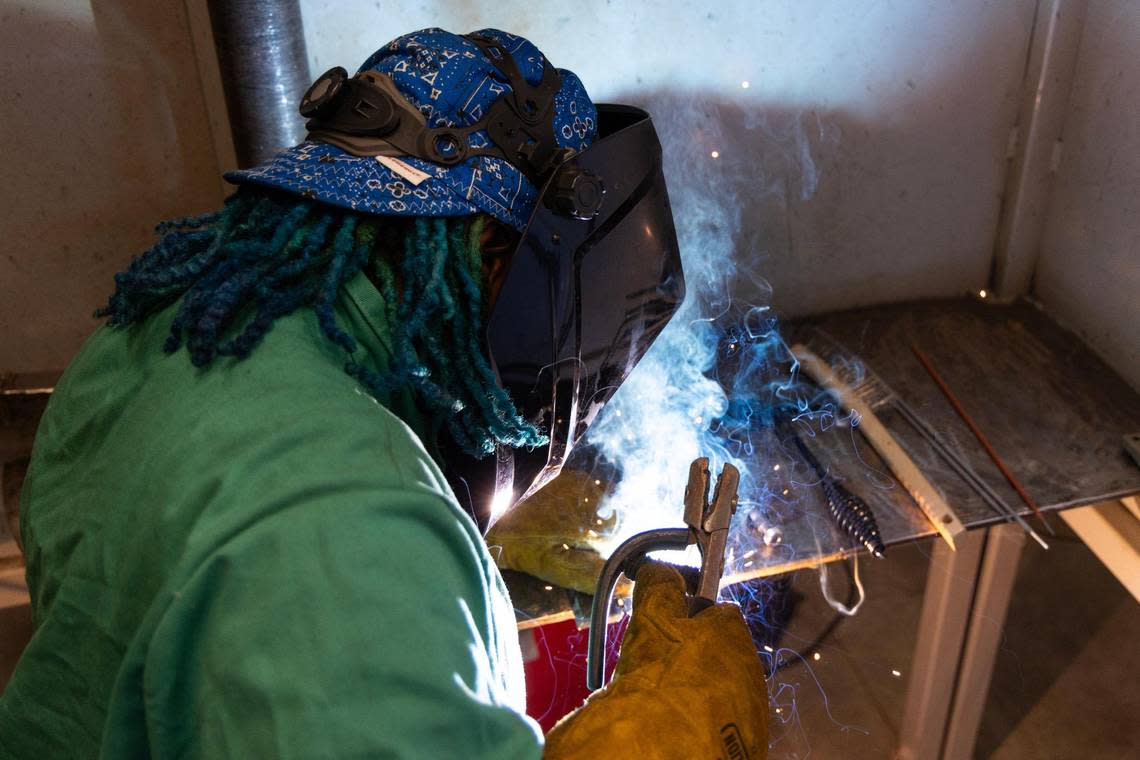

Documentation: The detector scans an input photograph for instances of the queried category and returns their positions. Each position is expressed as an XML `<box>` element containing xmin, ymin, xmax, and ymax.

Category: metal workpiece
<box><xmin>208</xmin><ymin>0</ymin><xmax>310</xmax><ymax>168</ymax></box>
<box><xmin>586</xmin><ymin>458</ymin><xmax>739</xmax><ymax>691</ymax></box>
<box><xmin>891</xmin><ymin>395</ymin><xmax>1048</xmax><ymax>549</ymax></box>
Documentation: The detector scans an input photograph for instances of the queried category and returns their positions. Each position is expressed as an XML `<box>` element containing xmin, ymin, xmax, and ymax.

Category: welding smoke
<box><xmin>586</xmin><ymin>94</ymin><xmax>838</xmax><ymax>558</ymax></box>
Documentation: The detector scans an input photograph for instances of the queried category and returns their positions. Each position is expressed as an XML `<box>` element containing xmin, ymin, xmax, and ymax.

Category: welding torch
<box><xmin>586</xmin><ymin>457</ymin><xmax>740</xmax><ymax>691</ymax></box>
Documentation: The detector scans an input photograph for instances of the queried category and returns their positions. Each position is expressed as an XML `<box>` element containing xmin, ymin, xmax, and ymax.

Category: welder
<box><xmin>0</xmin><ymin>28</ymin><xmax>767</xmax><ymax>758</ymax></box>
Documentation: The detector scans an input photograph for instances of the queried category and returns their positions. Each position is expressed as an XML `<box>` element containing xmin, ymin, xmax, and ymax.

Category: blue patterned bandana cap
<box><xmin>225</xmin><ymin>28</ymin><xmax>597</xmax><ymax>231</ymax></box>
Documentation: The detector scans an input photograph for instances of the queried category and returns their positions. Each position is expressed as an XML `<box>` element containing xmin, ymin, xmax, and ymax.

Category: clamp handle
<box><xmin>585</xmin><ymin>527</ymin><xmax>692</xmax><ymax>691</ymax></box>
<box><xmin>585</xmin><ymin>458</ymin><xmax>740</xmax><ymax>691</ymax></box>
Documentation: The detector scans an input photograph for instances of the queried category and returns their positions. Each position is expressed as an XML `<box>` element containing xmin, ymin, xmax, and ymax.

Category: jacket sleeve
<box><xmin>128</xmin><ymin>484</ymin><xmax>544</xmax><ymax>759</ymax></box>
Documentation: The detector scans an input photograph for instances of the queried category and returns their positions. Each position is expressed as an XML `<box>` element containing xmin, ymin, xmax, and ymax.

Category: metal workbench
<box><xmin>504</xmin><ymin>297</ymin><xmax>1140</xmax><ymax>759</ymax></box>
<box><xmin>509</xmin><ymin>297</ymin><xmax>1140</xmax><ymax>622</ymax></box>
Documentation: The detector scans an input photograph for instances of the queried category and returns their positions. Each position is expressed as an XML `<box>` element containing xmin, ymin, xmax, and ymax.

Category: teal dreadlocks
<box><xmin>98</xmin><ymin>187</ymin><xmax>546</xmax><ymax>458</ymax></box>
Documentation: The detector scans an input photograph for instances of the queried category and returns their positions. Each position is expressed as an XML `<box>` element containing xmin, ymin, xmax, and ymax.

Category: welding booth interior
<box><xmin>2</xmin><ymin>2</ymin><xmax>1139</xmax><ymax>759</ymax></box>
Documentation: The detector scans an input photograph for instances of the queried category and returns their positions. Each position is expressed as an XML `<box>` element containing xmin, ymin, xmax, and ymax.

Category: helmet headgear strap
<box><xmin>300</xmin><ymin>34</ymin><xmax>567</xmax><ymax>187</ymax></box>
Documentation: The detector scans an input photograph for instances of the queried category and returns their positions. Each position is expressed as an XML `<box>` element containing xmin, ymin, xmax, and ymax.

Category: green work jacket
<box><xmin>0</xmin><ymin>273</ymin><xmax>544</xmax><ymax>758</ymax></box>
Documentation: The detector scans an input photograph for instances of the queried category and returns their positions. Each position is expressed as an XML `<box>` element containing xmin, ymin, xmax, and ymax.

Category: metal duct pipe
<box><xmin>208</xmin><ymin>0</ymin><xmax>310</xmax><ymax>168</ymax></box>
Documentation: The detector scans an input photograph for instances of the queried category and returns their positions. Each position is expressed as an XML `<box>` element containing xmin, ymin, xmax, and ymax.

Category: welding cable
<box><xmin>770</xmin><ymin>558</ymin><xmax>861</xmax><ymax>674</ymax></box>
<box><xmin>774</xmin><ymin>615</ymin><xmax>844</xmax><ymax>675</ymax></box>
<box><xmin>818</xmin><ymin>551</ymin><xmax>865</xmax><ymax>616</ymax></box>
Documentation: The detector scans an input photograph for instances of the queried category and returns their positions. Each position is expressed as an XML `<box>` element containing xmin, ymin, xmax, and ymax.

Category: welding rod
<box><xmin>911</xmin><ymin>344</ymin><xmax>1055</xmax><ymax>535</ymax></box>
<box><xmin>891</xmin><ymin>399</ymin><xmax>1049</xmax><ymax>549</ymax></box>
<box><xmin>821</xmin><ymin>339</ymin><xmax>1046</xmax><ymax>548</ymax></box>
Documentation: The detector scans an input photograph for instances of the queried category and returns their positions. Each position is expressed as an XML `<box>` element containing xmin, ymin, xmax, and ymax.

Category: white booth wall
<box><xmin>300</xmin><ymin>0</ymin><xmax>1034</xmax><ymax>318</ymax></box>
<box><xmin>1034</xmin><ymin>2</ymin><xmax>1140</xmax><ymax>390</ymax></box>
<box><xmin>1</xmin><ymin>0</ymin><xmax>1135</xmax><ymax>390</ymax></box>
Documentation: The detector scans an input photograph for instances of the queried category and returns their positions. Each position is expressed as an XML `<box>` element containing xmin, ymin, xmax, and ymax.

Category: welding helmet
<box><xmin>227</xmin><ymin>28</ymin><xmax>684</xmax><ymax>525</ymax></box>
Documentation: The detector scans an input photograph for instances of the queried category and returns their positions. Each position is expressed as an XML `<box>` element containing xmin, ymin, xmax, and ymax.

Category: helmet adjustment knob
<box><xmin>549</xmin><ymin>165</ymin><xmax>605</xmax><ymax>220</ymax></box>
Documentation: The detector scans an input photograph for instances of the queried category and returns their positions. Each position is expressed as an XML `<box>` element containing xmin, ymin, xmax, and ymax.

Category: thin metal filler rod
<box><xmin>912</xmin><ymin>344</ymin><xmax>1056</xmax><ymax>536</ymax></box>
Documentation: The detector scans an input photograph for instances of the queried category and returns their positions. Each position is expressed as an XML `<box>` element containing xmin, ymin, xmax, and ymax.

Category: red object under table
<box><xmin>520</xmin><ymin>615</ymin><xmax>630</xmax><ymax>732</ymax></box>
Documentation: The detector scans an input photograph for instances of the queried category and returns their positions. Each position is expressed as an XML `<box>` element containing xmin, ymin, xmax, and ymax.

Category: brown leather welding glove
<box><xmin>544</xmin><ymin>562</ymin><xmax>769</xmax><ymax>759</ymax></box>
<box><xmin>484</xmin><ymin>470</ymin><xmax>615</xmax><ymax>594</ymax></box>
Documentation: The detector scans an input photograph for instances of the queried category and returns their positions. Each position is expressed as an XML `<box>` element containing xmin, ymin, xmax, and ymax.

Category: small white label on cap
<box><xmin>376</xmin><ymin>155</ymin><xmax>431</xmax><ymax>186</ymax></box>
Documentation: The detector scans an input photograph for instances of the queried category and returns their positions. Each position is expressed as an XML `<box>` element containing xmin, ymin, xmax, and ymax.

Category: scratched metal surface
<box><xmin>508</xmin><ymin>298</ymin><xmax>1140</xmax><ymax>626</ymax></box>
<box><xmin>789</xmin><ymin>297</ymin><xmax>1140</xmax><ymax>518</ymax></box>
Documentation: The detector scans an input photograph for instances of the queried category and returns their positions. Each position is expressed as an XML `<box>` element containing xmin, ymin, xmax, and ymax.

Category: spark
<box><xmin>812</xmin><ymin>652</ymin><xmax>821</xmax><ymax>661</ymax></box>
<box><xmin>773</xmin><ymin>464</ymin><xmax>780</xmax><ymax>471</ymax></box>
<box><xmin>741</xmin><ymin>80</ymin><xmax>750</xmax><ymax>89</ymax></box>
<box><xmin>594</xmin><ymin>479</ymin><xmax>602</xmax><ymax>486</ymax></box>
<box><xmin>489</xmin><ymin>487</ymin><xmax>515</xmax><ymax>524</ymax></box>
<box><xmin>978</xmin><ymin>289</ymin><xmax>988</xmax><ymax>298</ymax></box>
<box><xmin>710</xmin><ymin>150</ymin><xmax>720</xmax><ymax>159</ymax></box>
<box><xmin>543</xmin><ymin>585</ymin><xmax>553</xmax><ymax>591</ymax></box>
<box><xmin>763</xmin><ymin>645</ymin><xmax>774</xmax><ymax>653</ymax></box>
<box><xmin>891</xmin><ymin>669</ymin><xmax>902</xmax><ymax>677</ymax></box>
<box><xmin>561</xmin><ymin>543</ymin><xmax>570</xmax><ymax>551</ymax></box>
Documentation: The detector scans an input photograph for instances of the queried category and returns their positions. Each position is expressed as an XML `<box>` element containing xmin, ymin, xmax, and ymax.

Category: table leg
<box><xmin>1061</xmin><ymin>499</ymin><xmax>1140</xmax><ymax>603</ymax></box>
<box><xmin>897</xmin><ymin>529</ymin><xmax>986</xmax><ymax>760</ymax></box>
<box><xmin>897</xmin><ymin>524</ymin><xmax>1026</xmax><ymax>759</ymax></box>
<box><xmin>941</xmin><ymin>524</ymin><xmax>1026</xmax><ymax>758</ymax></box>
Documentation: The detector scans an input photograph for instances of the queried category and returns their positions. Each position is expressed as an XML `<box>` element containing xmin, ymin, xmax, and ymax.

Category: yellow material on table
<box><xmin>486</xmin><ymin>470</ymin><xmax>616</xmax><ymax>594</ymax></box>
